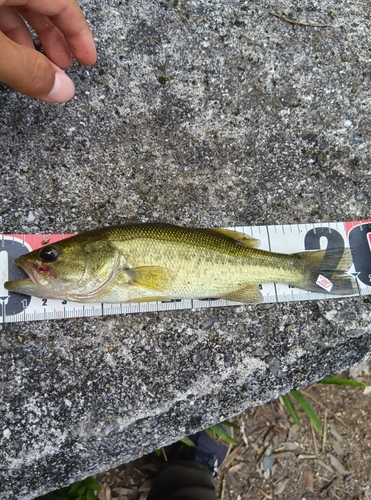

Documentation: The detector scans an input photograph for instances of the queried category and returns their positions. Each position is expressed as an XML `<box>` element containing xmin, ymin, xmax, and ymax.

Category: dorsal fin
<box><xmin>210</xmin><ymin>228</ymin><xmax>260</xmax><ymax>248</ymax></box>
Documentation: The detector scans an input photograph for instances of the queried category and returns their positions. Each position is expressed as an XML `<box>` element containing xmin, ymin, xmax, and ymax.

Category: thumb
<box><xmin>0</xmin><ymin>32</ymin><xmax>75</xmax><ymax>103</ymax></box>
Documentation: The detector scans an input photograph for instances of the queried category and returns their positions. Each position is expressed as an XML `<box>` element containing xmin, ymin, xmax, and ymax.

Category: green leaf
<box><xmin>209</xmin><ymin>425</ymin><xmax>238</xmax><ymax>446</ymax></box>
<box><xmin>180</xmin><ymin>436</ymin><xmax>197</xmax><ymax>448</ymax></box>
<box><xmin>77</xmin><ymin>485</ymin><xmax>87</xmax><ymax>496</ymax></box>
<box><xmin>68</xmin><ymin>482</ymin><xmax>83</xmax><ymax>494</ymax></box>
<box><xmin>154</xmin><ymin>448</ymin><xmax>162</xmax><ymax>456</ymax></box>
<box><xmin>318</xmin><ymin>377</ymin><xmax>367</xmax><ymax>387</ymax></box>
<box><xmin>221</xmin><ymin>420</ymin><xmax>240</xmax><ymax>430</ymax></box>
<box><xmin>205</xmin><ymin>427</ymin><xmax>217</xmax><ymax>442</ymax></box>
<box><xmin>85</xmin><ymin>478</ymin><xmax>101</xmax><ymax>491</ymax></box>
<box><xmin>86</xmin><ymin>490</ymin><xmax>96</xmax><ymax>500</ymax></box>
<box><xmin>281</xmin><ymin>394</ymin><xmax>301</xmax><ymax>428</ymax></box>
<box><xmin>290</xmin><ymin>390</ymin><xmax>323</xmax><ymax>434</ymax></box>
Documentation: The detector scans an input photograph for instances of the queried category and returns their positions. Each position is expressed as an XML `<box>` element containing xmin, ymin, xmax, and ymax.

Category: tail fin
<box><xmin>294</xmin><ymin>248</ymin><xmax>357</xmax><ymax>295</ymax></box>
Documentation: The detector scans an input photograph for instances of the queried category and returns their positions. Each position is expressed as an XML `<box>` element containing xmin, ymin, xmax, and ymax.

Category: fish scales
<box><xmin>99</xmin><ymin>225</ymin><xmax>307</xmax><ymax>297</ymax></box>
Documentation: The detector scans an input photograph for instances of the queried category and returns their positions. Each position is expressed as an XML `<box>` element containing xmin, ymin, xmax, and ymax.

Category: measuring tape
<box><xmin>1</xmin><ymin>219</ymin><xmax>371</xmax><ymax>324</ymax></box>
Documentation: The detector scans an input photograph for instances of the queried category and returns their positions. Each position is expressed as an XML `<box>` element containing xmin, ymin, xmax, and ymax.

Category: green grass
<box><xmin>282</xmin><ymin>376</ymin><xmax>368</xmax><ymax>435</ymax></box>
<box><xmin>36</xmin><ymin>477</ymin><xmax>101</xmax><ymax>500</ymax></box>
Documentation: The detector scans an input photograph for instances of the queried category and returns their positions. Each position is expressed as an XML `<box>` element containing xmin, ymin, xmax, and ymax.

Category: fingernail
<box><xmin>43</xmin><ymin>71</ymin><xmax>75</xmax><ymax>103</ymax></box>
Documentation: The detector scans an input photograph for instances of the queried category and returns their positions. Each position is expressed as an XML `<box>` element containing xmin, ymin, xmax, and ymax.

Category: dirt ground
<box><xmin>95</xmin><ymin>362</ymin><xmax>371</xmax><ymax>500</ymax></box>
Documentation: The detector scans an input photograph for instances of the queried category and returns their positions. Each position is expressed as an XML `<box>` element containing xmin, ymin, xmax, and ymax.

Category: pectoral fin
<box><xmin>126</xmin><ymin>266</ymin><xmax>173</xmax><ymax>291</ymax></box>
<box><xmin>211</xmin><ymin>228</ymin><xmax>260</xmax><ymax>248</ymax></box>
<box><xmin>220</xmin><ymin>284</ymin><xmax>263</xmax><ymax>304</ymax></box>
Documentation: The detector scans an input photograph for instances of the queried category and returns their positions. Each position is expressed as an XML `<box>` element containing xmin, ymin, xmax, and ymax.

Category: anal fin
<box><xmin>127</xmin><ymin>296</ymin><xmax>173</xmax><ymax>303</ymax></box>
<box><xmin>220</xmin><ymin>284</ymin><xmax>263</xmax><ymax>304</ymax></box>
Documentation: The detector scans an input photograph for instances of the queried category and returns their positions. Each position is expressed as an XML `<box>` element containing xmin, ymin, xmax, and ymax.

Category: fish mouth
<box><xmin>4</xmin><ymin>256</ymin><xmax>51</xmax><ymax>297</ymax></box>
<box><xmin>4</xmin><ymin>277</ymin><xmax>36</xmax><ymax>295</ymax></box>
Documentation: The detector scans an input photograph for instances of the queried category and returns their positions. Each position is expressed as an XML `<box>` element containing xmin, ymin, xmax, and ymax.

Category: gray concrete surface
<box><xmin>1</xmin><ymin>0</ymin><xmax>371</xmax><ymax>498</ymax></box>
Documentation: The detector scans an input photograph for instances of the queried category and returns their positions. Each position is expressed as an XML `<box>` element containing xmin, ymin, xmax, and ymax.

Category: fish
<box><xmin>4</xmin><ymin>223</ymin><xmax>357</xmax><ymax>304</ymax></box>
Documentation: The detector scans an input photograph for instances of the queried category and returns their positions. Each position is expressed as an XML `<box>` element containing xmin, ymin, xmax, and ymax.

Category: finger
<box><xmin>0</xmin><ymin>6</ymin><xmax>34</xmax><ymax>48</ymax></box>
<box><xmin>2</xmin><ymin>0</ymin><xmax>97</xmax><ymax>65</ymax></box>
<box><xmin>0</xmin><ymin>32</ymin><xmax>75</xmax><ymax>102</ymax></box>
<box><xmin>17</xmin><ymin>7</ymin><xmax>72</xmax><ymax>69</ymax></box>
<box><xmin>47</xmin><ymin>1</ymin><xmax>97</xmax><ymax>66</ymax></box>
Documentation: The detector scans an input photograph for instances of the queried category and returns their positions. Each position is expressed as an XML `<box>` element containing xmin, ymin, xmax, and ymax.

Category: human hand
<box><xmin>0</xmin><ymin>0</ymin><xmax>97</xmax><ymax>103</ymax></box>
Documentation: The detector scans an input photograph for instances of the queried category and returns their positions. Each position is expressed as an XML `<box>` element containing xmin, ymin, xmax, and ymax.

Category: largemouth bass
<box><xmin>4</xmin><ymin>223</ymin><xmax>357</xmax><ymax>303</ymax></box>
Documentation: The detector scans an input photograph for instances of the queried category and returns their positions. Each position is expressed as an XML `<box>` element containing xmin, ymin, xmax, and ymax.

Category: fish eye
<box><xmin>39</xmin><ymin>246</ymin><xmax>59</xmax><ymax>262</ymax></box>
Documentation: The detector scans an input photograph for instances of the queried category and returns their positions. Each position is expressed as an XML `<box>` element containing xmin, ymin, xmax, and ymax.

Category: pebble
<box><xmin>27</xmin><ymin>211</ymin><xmax>36</xmax><ymax>223</ymax></box>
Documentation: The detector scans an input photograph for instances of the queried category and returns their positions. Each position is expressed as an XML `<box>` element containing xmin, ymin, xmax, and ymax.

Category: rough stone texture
<box><xmin>1</xmin><ymin>0</ymin><xmax>371</xmax><ymax>498</ymax></box>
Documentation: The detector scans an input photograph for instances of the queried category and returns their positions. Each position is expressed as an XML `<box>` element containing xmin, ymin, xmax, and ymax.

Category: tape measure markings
<box><xmin>1</xmin><ymin>220</ymin><xmax>371</xmax><ymax>324</ymax></box>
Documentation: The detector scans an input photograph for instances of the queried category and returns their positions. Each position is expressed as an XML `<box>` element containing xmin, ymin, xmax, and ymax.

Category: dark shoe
<box><xmin>176</xmin><ymin>426</ymin><xmax>232</xmax><ymax>477</ymax></box>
